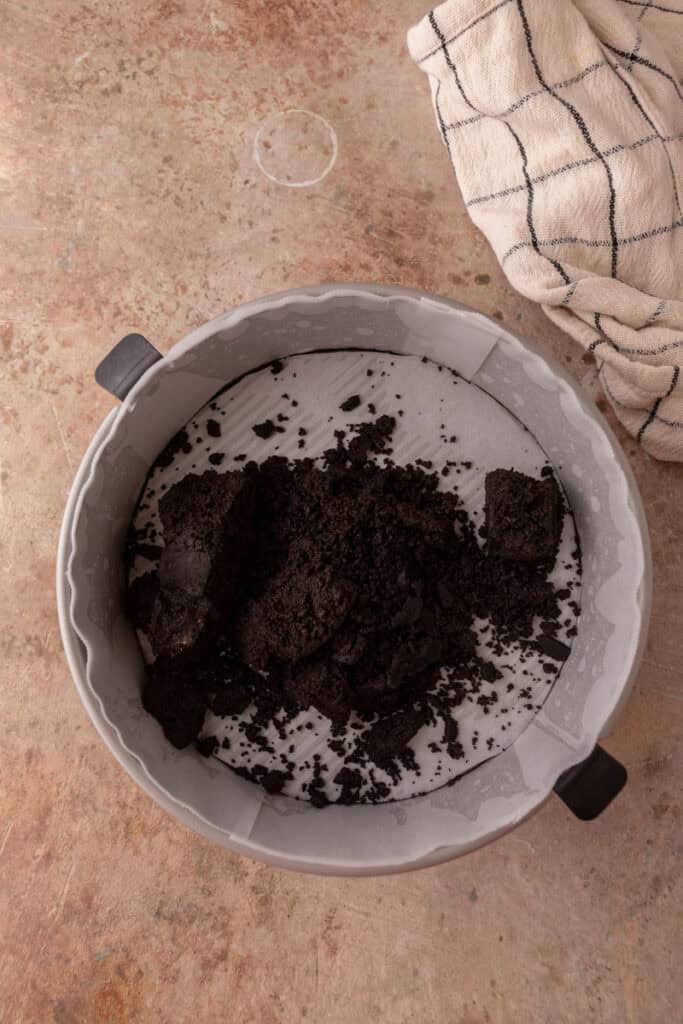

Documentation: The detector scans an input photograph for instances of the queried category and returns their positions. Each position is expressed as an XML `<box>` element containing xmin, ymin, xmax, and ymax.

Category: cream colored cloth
<box><xmin>408</xmin><ymin>0</ymin><xmax>683</xmax><ymax>460</ymax></box>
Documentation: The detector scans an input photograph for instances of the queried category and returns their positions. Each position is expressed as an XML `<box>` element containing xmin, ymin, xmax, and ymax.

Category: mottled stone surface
<box><xmin>1</xmin><ymin>2</ymin><xmax>681</xmax><ymax>1022</ymax></box>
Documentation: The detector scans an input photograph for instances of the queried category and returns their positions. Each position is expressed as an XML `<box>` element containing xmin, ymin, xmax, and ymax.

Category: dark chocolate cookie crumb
<box><xmin>340</xmin><ymin>395</ymin><xmax>361</xmax><ymax>412</ymax></box>
<box><xmin>131</xmin><ymin>413</ymin><xmax>573</xmax><ymax>805</ymax></box>
<box><xmin>156</xmin><ymin>430</ymin><xmax>191</xmax><ymax>468</ymax></box>
<box><xmin>132</xmin><ymin>542</ymin><xmax>163</xmax><ymax>562</ymax></box>
<box><xmin>196</xmin><ymin>735</ymin><xmax>218</xmax><ymax>757</ymax></box>
<box><xmin>536</xmin><ymin>634</ymin><xmax>571</xmax><ymax>661</ymax></box>
<box><xmin>206</xmin><ymin>419</ymin><xmax>221</xmax><ymax>438</ymax></box>
<box><xmin>485</xmin><ymin>469</ymin><xmax>561</xmax><ymax>561</ymax></box>
<box><xmin>261</xmin><ymin>769</ymin><xmax>289</xmax><ymax>794</ymax></box>
<box><xmin>252</xmin><ymin>419</ymin><xmax>277</xmax><ymax>440</ymax></box>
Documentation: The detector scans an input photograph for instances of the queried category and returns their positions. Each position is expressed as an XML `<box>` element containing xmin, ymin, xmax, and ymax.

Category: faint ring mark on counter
<box><xmin>253</xmin><ymin>109</ymin><xmax>338</xmax><ymax>188</ymax></box>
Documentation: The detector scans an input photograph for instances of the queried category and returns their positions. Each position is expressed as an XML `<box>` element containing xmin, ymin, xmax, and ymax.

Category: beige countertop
<box><xmin>1</xmin><ymin>2</ymin><xmax>681</xmax><ymax>1022</ymax></box>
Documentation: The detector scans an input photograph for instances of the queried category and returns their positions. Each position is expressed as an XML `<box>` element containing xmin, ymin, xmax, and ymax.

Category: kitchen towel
<box><xmin>408</xmin><ymin>0</ymin><xmax>683</xmax><ymax>460</ymax></box>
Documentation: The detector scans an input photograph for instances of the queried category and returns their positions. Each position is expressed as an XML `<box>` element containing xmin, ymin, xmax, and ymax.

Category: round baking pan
<box><xmin>58</xmin><ymin>285</ymin><xmax>651</xmax><ymax>874</ymax></box>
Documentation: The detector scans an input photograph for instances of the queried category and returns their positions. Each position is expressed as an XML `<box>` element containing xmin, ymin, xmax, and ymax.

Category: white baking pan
<box><xmin>57</xmin><ymin>285</ymin><xmax>651</xmax><ymax>875</ymax></box>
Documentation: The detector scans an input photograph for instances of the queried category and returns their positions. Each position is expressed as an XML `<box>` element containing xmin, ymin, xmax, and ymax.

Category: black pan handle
<box><xmin>554</xmin><ymin>745</ymin><xmax>627</xmax><ymax>820</ymax></box>
<box><xmin>95</xmin><ymin>333</ymin><xmax>162</xmax><ymax>400</ymax></box>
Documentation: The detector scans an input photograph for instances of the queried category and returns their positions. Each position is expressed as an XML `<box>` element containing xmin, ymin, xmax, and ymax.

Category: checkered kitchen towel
<box><xmin>408</xmin><ymin>0</ymin><xmax>683</xmax><ymax>460</ymax></box>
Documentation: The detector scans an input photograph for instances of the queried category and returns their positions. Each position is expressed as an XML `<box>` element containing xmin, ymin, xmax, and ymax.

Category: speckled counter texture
<box><xmin>1</xmin><ymin>2</ymin><xmax>681</xmax><ymax>1022</ymax></box>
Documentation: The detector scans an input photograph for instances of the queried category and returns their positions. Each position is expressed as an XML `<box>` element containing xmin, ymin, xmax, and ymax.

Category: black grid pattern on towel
<box><xmin>617</xmin><ymin>0</ymin><xmax>683</xmax><ymax>13</ymax></box>
<box><xmin>637</xmin><ymin>366</ymin><xmax>680</xmax><ymax>439</ymax></box>
<box><xmin>422</xmin><ymin>0</ymin><xmax>683</xmax><ymax>443</ymax></box>
<box><xmin>466</xmin><ymin>132</ymin><xmax>683</xmax><ymax>209</ymax></box>
<box><xmin>603</xmin><ymin>374</ymin><xmax>683</xmax><ymax>432</ymax></box>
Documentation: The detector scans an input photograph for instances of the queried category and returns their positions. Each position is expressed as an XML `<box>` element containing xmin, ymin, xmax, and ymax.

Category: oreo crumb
<box><xmin>252</xmin><ymin>419</ymin><xmax>277</xmax><ymax>440</ymax></box>
<box><xmin>130</xmin><ymin>393</ymin><xmax>577</xmax><ymax>806</ymax></box>
<box><xmin>536</xmin><ymin>634</ymin><xmax>571</xmax><ymax>661</ymax></box>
